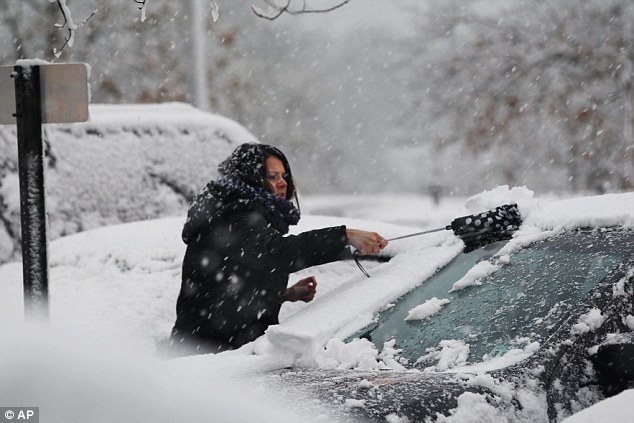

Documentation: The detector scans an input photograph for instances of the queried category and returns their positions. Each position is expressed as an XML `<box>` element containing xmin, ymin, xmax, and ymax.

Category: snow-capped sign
<box><xmin>4</xmin><ymin>63</ymin><xmax>90</xmax><ymax>320</ymax></box>
<box><xmin>0</xmin><ymin>63</ymin><xmax>89</xmax><ymax>125</ymax></box>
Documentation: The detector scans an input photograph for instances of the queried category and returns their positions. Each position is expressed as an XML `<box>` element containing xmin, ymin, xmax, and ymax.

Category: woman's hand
<box><xmin>346</xmin><ymin>228</ymin><xmax>388</xmax><ymax>255</ymax></box>
<box><xmin>283</xmin><ymin>276</ymin><xmax>317</xmax><ymax>302</ymax></box>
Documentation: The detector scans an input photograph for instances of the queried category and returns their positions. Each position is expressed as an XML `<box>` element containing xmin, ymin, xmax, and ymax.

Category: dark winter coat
<box><xmin>170</xmin><ymin>144</ymin><xmax>351</xmax><ymax>355</ymax></box>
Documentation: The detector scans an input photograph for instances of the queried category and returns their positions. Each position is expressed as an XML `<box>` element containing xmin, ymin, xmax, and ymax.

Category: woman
<box><xmin>170</xmin><ymin>143</ymin><xmax>388</xmax><ymax>355</ymax></box>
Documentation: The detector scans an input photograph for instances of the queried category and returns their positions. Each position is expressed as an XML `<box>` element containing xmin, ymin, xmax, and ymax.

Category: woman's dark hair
<box><xmin>262</xmin><ymin>145</ymin><xmax>296</xmax><ymax>201</ymax></box>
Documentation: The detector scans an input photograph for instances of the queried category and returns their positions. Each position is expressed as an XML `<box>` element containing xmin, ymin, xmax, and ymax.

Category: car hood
<box><xmin>269</xmin><ymin>368</ymin><xmax>504</xmax><ymax>422</ymax></box>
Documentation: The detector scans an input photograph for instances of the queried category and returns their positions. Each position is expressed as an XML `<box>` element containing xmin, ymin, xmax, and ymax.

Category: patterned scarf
<box><xmin>214</xmin><ymin>176</ymin><xmax>300</xmax><ymax>234</ymax></box>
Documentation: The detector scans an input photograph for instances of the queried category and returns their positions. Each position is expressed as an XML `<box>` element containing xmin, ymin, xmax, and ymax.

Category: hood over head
<box><xmin>217</xmin><ymin>143</ymin><xmax>296</xmax><ymax>200</ymax></box>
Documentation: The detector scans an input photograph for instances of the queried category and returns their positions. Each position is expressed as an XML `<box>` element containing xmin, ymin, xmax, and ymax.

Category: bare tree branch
<box><xmin>52</xmin><ymin>0</ymin><xmax>74</xmax><ymax>57</ymax></box>
<box><xmin>131</xmin><ymin>0</ymin><xmax>349</xmax><ymax>23</ymax></box>
<box><xmin>133</xmin><ymin>0</ymin><xmax>149</xmax><ymax>22</ymax></box>
<box><xmin>252</xmin><ymin>0</ymin><xmax>290</xmax><ymax>21</ymax></box>
<box><xmin>51</xmin><ymin>0</ymin><xmax>97</xmax><ymax>57</ymax></box>
<box><xmin>252</xmin><ymin>0</ymin><xmax>352</xmax><ymax>20</ymax></box>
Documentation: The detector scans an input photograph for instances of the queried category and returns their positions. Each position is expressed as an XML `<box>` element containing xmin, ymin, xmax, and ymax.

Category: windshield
<box><xmin>354</xmin><ymin>229</ymin><xmax>634</xmax><ymax>369</ymax></box>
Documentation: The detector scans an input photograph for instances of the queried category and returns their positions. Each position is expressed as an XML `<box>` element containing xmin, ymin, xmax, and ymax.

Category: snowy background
<box><xmin>1</xmin><ymin>0</ymin><xmax>633</xmax><ymax>195</ymax></box>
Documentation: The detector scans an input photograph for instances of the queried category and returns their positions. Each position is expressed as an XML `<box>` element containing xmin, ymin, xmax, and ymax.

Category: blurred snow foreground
<box><xmin>0</xmin><ymin>197</ymin><xmax>461</xmax><ymax>423</ymax></box>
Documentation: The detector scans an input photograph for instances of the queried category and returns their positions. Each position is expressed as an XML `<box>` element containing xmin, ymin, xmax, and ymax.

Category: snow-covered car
<box><xmin>271</xmin><ymin>191</ymin><xmax>634</xmax><ymax>422</ymax></box>
<box><xmin>0</xmin><ymin>102</ymin><xmax>252</xmax><ymax>264</ymax></box>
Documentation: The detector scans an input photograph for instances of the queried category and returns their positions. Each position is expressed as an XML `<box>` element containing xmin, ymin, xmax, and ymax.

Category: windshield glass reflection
<box><xmin>354</xmin><ymin>229</ymin><xmax>633</xmax><ymax>368</ymax></box>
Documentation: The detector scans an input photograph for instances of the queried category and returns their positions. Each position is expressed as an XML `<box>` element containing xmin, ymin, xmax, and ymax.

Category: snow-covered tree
<box><xmin>400</xmin><ymin>0</ymin><xmax>634</xmax><ymax>193</ymax></box>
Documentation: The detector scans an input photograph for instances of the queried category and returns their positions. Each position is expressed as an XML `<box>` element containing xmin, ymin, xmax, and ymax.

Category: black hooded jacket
<box><xmin>170</xmin><ymin>144</ymin><xmax>352</xmax><ymax>354</ymax></box>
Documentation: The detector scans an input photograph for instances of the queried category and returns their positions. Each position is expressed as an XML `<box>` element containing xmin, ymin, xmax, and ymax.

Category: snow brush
<box><xmin>354</xmin><ymin>204</ymin><xmax>522</xmax><ymax>278</ymax></box>
<box><xmin>388</xmin><ymin>203</ymin><xmax>522</xmax><ymax>244</ymax></box>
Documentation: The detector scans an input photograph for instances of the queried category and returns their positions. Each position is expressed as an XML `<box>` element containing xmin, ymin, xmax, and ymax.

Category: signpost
<box><xmin>0</xmin><ymin>62</ymin><xmax>89</xmax><ymax>319</ymax></box>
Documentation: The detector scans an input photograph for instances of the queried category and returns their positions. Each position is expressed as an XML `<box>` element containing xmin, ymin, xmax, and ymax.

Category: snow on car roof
<box><xmin>86</xmin><ymin>102</ymin><xmax>256</xmax><ymax>136</ymax></box>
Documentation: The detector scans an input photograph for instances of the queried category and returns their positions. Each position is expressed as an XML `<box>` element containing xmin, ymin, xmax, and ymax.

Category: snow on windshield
<box><xmin>405</xmin><ymin>297</ymin><xmax>451</xmax><ymax>321</ymax></box>
<box><xmin>449</xmin><ymin>260</ymin><xmax>500</xmax><ymax>292</ymax></box>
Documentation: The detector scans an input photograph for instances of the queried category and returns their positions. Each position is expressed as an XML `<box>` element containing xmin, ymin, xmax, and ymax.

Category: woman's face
<box><xmin>266</xmin><ymin>156</ymin><xmax>288</xmax><ymax>199</ymax></box>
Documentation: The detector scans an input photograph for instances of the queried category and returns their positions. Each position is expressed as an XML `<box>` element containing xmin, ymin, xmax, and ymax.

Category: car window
<box><xmin>354</xmin><ymin>229</ymin><xmax>634</xmax><ymax>368</ymax></box>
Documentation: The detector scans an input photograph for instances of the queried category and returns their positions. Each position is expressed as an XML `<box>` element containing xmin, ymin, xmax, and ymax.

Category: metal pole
<box><xmin>13</xmin><ymin>64</ymin><xmax>49</xmax><ymax>319</ymax></box>
<box><xmin>189</xmin><ymin>0</ymin><xmax>210</xmax><ymax>110</ymax></box>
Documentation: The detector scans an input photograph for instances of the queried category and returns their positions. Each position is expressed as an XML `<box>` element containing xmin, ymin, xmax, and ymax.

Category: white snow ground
<box><xmin>0</xmin><ymin>191</ymin><xmax>463</xmax><ymax>423</ymax></box>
